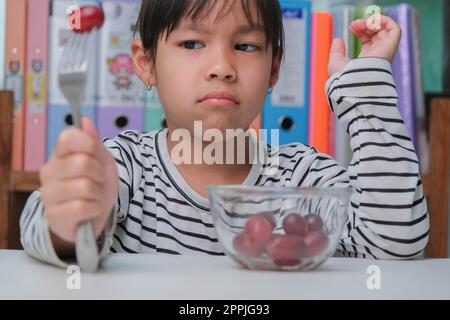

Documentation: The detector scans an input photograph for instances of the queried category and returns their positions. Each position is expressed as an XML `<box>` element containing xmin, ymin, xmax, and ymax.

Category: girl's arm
<box><xmin>19</xmin><ymin>131</ymin><xmax>143</xmax><ymax>268</ymax></box>
<box><xmin>323</xmin><ymin>56</ymin><xmax>429</xmax><ymax>259</ymax></box>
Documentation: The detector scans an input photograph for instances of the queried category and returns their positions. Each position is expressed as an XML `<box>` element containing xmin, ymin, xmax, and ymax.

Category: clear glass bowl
<box><xmin>207</xmin><ymin>185</ymin><xmax>352</xmax><ymax>271</ymax></box>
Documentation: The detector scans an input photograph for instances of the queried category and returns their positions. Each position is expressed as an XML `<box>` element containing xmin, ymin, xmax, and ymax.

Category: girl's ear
<box><xmin>269</xmin><ymin>53</ymin><xmax>282</xmax><ymax>88</ymax></box>
<box><xmin>130</xmin><ymin>39</ymin><xmax>156</xmax><ymax>86</ymax></box>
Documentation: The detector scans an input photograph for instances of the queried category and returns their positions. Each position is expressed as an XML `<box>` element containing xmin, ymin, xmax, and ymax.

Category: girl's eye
<box><xmin>235</xmin><ymin>43</ymin><xmax>260</xmax><ymax>52</ymax></box>
<box><xmin>181</xmin><ymin>41</ymin><xmax>204</xmax><ymax>50</ymax></box>
<box><xmin>180</xmin><ymin>41</ymin><xmax>260</xmax><ymax>51</ymax></box>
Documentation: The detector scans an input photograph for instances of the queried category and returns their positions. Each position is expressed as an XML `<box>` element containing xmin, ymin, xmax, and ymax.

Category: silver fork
<box><xmin>58</xmin><ymin>29</ymin><xmax>99</xmax><ymax>272</ymax></box>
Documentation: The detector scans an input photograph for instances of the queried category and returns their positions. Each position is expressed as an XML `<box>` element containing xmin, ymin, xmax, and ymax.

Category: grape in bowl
<box><xmin>207</xmin><ymin>185</ymin><xmax>351</xmax><ymax>271</ymax></box>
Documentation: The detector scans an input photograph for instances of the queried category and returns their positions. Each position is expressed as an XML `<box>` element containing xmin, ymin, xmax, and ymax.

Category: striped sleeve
<box><xmin>102</xmin><ymin>131</ymin><xmax>145</xmax><ymax>223</ymax></box>
<box><xmin>20</xmin><ymin>130</ymin><xmax>143</xmax><ymax>267</ymax></box>
<box><xmin>19</xmin><ymin>189</ymin><xmax>116</xmax><ymax>268</ymax></box>
<box><xmin>323</xmin><ymin>57</ymin><xmax>429</xmax><ymax>259</ymax></box>
<box><xmin>20</xmin><ymin>189</ymin><xmax>68</xmax><ymax>267</ymax></box>
<box><xmin>19</xmin><ymin>130</ymin><xmax>143</xmax><ymax>268</ymax></box>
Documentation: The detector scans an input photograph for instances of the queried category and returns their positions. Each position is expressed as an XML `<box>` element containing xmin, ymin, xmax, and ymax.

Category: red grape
<box><xmin>304</xmin><ymin>214</ymin><xmax>324</xmax><ymax>232</ymax></box>
<box><xmin>233</xmin><ymin>233</ymin><xmax>263</xmax><ymax>258</ymax></box>
<box><xmin>244</xmin><ymin>213</ymin><xmax>274</xmax><ymax>247</ymax></box>
<box><xmin>266</xmin><ymin>234</ymin><xmax>306</xmax><ymax>266</ymax></box>
<box><xmin>260</xmin><ymin>212</ymin><xmax>276</xmax><ymax>229</ymax></box>
<box><xmin>304</xmin><ymin>231</ymin><xmax>329</xmax><ymax>257</ymax></box>
<box><xmin>282</xmin><ymin>213</ymin><xmax>308</xmax><ymax>237</ymax></box>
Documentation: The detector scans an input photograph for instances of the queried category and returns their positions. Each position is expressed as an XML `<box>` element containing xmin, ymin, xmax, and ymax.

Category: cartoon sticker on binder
<box><xmin>6</xmin><ymin>60</ymin><xmax>23</xmax><ymax>110</ymax></box>
<box><xmin>109</xmin><ymin>53</ymin><xmax>133</xmax><ymax>90</ymax></box>
<box><xmin>31</xmin><ymin>59</ymin><xmax>44</xmax><ymax>100</ymax></box>
<box><xmin>26</xmin><ymin>59</ymin><xmax>46</xmax><ymax>112</ymax></box>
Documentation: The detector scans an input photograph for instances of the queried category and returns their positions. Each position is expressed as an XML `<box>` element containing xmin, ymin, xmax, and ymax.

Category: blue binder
<box><xmin>262</xmin><ymin>0</ymin><xmax>311</xmax><ymax>145</ymax></box>
<box><xmin>262</xmin><ymin>0</ymin><xmax>311</xmax><ymax>146</ymax></box>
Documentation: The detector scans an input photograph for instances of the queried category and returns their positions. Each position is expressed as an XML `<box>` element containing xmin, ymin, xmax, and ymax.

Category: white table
<box><xmin>1</xmin><ymin>250</ymin><xmax>449</xmax><ymax>299</ymax></box>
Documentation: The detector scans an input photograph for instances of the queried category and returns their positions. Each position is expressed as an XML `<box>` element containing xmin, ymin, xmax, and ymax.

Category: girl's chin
<box><xmin>178</xmin><ymin>121</ymin><xmax>252</xmax><ymax>142</ymax></box>
<box><xmin>193</xmin><ymin>118</ymin><xmax>246</xmax><ymax>131</ymax></box>
<box><xmin>201</xmin><ymin>124</ymin><xmax>251</xmax><ymax>136</ymax></box>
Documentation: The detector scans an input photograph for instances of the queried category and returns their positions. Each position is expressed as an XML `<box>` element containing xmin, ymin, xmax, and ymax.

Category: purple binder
<box><xmin>385</xmin><ymin>4</ymin><xmax>420</xmax><ymax>153</ymax></box>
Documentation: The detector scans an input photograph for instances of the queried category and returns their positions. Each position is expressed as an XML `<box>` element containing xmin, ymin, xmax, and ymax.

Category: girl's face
<box><xmin>135</xmin><ymin>0</ymin><xmax>281</xmax><ymax>136</ymax></box>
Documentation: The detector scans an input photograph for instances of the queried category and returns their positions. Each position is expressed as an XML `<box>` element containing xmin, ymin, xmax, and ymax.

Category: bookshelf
<box><xmin>0</xmin><ymin>91</ymin><xmax>39</xmax><ymax>249</ymax></box>
<box><xmin>9</xmin><ymin>172</ymin><xmax>40</xmax><ymax>192</ymax></box>
<box><xmin>425</xmin><ymin>98</ymin><xmax>450</xmax><ymax>258</ymax></box>
<box><xmin>312</xmin><ymin>0</ymin><xmax>446</xmax><ymax>94</ymax></box>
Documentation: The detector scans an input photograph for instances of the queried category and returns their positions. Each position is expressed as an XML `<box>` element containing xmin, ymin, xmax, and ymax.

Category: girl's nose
<box><xmin>209</xmin><ymin>72</ymin><xmax>235</xmax><ymax>81</ymax></box>
<box><xmin>207</xmin><ymin>50</ymin><xmax>237</xmax><ymax>81</ymax></box>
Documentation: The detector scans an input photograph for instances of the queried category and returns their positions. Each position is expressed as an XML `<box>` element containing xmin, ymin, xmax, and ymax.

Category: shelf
<box><xmin>10</xmin><ymin>172</ymin><xmax>40</xmax><ymax>192</ymax></box>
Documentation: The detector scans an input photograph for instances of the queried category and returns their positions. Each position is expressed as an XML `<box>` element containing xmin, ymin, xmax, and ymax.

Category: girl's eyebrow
<box><xmin>234</xmin><ymin>24</ymin><xmax>265</xmax><ymax>35</ymax></box>
<box><xmin>176</xmin><ymin>22</ymin><xmax>265</xmax><ymax>36</ymax></box>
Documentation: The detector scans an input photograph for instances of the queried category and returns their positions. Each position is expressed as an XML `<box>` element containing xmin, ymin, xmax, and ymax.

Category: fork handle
<box><xmin>72</xmin><ymin>105</ymin><xmax>82</xmax><ymax>129</ymax></box>
<box><xmin>71</xmin><ymin>105</ymin><xmax>100</xmax><ymax>272</ymax></box>
<box><xmin>75</xmin><ymin>221</ymin><xmax>100</xmax><ymax>273</ymax></box>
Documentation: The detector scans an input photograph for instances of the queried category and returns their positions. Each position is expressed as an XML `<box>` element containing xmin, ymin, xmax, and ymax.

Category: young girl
<box><xmin>21</xmin><ymin>0</ymin><xmax>429</xmax><ymax>267</ymax></box>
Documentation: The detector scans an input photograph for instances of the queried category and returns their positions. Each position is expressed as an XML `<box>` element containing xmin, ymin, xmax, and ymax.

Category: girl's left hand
<box><xmin>328</xmin><ymin>15</ymin><xmax>402</xmax><ymax>76</ymax></box>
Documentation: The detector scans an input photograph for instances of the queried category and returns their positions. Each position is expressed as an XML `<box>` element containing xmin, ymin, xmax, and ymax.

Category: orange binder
<box><xmin>4</xmin><ymin>0</ymin><xmax>28</xmax><ymax>170</ymax></box>
<box><xmin>308</xmin><ymin>12</ymin><xmax>333</xmax><ymax>154</ymax></box>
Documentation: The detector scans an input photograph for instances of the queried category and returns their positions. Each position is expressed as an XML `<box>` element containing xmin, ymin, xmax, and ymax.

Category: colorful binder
<box><xmin>47</xmin><ymin>0</ymin><xmax>98</xmax><ymax>159</ymax></box>
<box><xmin>4</xmin><ymin>0</ymin><xmax>27</xmax><ymax>170</ymax></box>
<box><xmin>308</xmin><ymin>12</ymin><xmax>333</xmax><ymax>155</ymax></box>
<box><xmin>24</xmin><ymin>0</ymin><xmax>50</xmax><ymax>172</ymax></box>
<box><xmin>353</xmin><ymin>5</ymin><xmax>364</xmax><ymax>58</ymax></box>
<box><xmin>385</xmin><ymin>4</ymin><xmax>420</xmax><ymax>153</ymax></box>
<box><xmin>262</xmin><ymin>0</ymin><xmax>311</xmax><ymax>146</ymax></box>
<box><xmin>382</xmin><ymin>0</ymin><xmax>444</xmax><ymax>92</ymax></box>
<box><xmin>411</xmin><ymin>7</ymin><xmax>428</xmax><ymax>173</ymax></box>
<box><xmin>445</xmin><ymin>0</ymin><xmax>450</xmax><ymax>92</ymax></box>
<box><xmin>0</xmin><ymin>0</ymin><xmax>6</xmax><ymax>89</ymax></box>
<box><xmin>329</xmin><ymin>5</ymin><xmax>355</xmax><ymax>166</ymax></box>
<box><xmin>144</xmin><ymin>87</ymin><xmax>166</xmax><ymax>131</ymax></box>
<box><xmin>97</xmin><ymin>0</ymin><xmax>145</xmax><ymax>139</ymax></box>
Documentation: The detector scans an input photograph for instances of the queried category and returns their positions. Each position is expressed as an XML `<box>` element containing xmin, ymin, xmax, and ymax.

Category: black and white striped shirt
<box><xmin>20</xmin><ymin>58</ymin><xmax>429</xmax><ymax>267</ymax></box>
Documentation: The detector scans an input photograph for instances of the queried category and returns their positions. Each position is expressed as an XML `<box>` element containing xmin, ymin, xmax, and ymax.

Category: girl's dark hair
<box><xmin>135</xmin><ymin>0</ymin><xmax>284</xmax><ymax>63</ymax></box>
